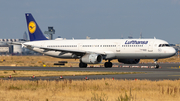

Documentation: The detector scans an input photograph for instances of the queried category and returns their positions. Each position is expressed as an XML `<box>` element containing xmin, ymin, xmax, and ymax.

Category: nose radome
<box><xmin>169</xmin><ymin>47</ymin><xmax>176</xmax><ymax>56</ymax></box>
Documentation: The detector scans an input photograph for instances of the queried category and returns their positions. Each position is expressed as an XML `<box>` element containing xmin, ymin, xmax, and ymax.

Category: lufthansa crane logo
<box><xmin>28</xmin><ymin>21</ymin><xmax>36</xmax><ymax>34</ymax></box>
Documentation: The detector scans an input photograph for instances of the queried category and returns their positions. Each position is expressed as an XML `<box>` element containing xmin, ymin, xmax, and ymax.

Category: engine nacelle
<box><xmin>118</xmin><ymin>59</ymin><xmax>140</xmax><ymax>64</ymax></box>
<box><xmin>81</xmin><ymin>53</ymin><xmax>103</xmax><ymax>64</ymax></box>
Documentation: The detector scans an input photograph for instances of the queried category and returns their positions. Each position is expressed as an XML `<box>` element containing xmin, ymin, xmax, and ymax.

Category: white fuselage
<box><xmin>24</xmin><ymin>38</ymin><xmax>176</xmax><ymax>60</ymax></box>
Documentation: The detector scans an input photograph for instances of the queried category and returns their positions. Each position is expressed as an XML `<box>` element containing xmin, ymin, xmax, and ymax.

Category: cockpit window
<box><xmin>158</xmin><ymin>44</ymin><xmax>170</xmax><ymax>47</ymax></box>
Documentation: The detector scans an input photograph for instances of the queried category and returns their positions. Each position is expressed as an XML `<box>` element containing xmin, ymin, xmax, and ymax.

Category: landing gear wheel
<box><xmin>153</xmin><ymin>59</ymin><xmax>159</xmax><ymax>69</ymax></box>
<box><xmin>79</xmin><ymin>62</ymin><xmax>87</xmax><ymax>68</ymax></box>
<box><xmin>104</xmin><ymin>62</ymin><xmax>112</xmax><ymax>68</ymax></box>
<box><xmin>155</xmin><ymin>64</ymin><xmax>159</xmax><ymax>69</ymax></box>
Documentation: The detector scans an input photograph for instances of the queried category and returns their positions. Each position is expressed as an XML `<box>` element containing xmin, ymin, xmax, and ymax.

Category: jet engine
<box><xmin>118</xmin><ymin>59</ymin><xmax>140</xmax><ymax>64</ymax></box>
<box><xmin>81</xmin><ymin>53</ymin><xmax>103</xmax><ymax>64</ymax></box>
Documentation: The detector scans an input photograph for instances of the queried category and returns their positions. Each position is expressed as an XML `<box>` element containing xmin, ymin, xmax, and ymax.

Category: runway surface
<box><xmin>0</xmin><ymin>63</ymin><xmax>180</xmax><ymax>80</ymax></box>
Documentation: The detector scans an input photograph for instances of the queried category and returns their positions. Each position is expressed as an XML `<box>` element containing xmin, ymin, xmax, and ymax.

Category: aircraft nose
<box><xmin>169</xmin><ymin>47</ymin><xmax>176</xmax><ymax>56</ymax></box>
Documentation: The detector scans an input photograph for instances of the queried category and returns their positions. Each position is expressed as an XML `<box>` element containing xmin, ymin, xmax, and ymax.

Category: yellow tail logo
<box><xmin>28</xmin><ymin>21</ymin><xmax>36</xmax><ymax>34</ymax></box>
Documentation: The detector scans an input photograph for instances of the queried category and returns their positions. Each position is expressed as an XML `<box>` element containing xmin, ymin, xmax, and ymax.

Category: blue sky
<box><xmin>0</xmin><ymin>0</ymin><xmax>180</xmax><ymax>43</ymax></box>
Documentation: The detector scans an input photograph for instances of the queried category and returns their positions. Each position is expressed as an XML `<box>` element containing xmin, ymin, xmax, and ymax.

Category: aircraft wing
<box><xmin>40</xmin><ymin>47</ymin><xmax>86</xmax><ymax>54</ymax></box>
<box><xmin>27</xmin><ymin>45</ymin><xmax>107</xmax><ymax>55</ymax></box>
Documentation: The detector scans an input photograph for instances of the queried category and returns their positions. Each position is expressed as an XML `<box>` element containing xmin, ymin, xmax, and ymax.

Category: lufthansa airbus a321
<box><xmin>22</xmin><ymin>13</ymin><xmax>176</xmax><ymax>68</ymax></box>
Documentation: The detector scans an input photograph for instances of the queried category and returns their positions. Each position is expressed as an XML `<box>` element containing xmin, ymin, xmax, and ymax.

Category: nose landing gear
<box><xmin>154</xmin><ymin>59</ymin><xmax>159</xmax><ymax>69</ymax></box>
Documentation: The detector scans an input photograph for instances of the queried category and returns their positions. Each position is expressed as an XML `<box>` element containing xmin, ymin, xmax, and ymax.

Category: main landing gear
<box><xmin>79</xmin><ymin>60</ymin><xmax>113</xmax><ymax>68</ymax></box>
<box><xmin>104</xmin><ymin>60</ymin><xmax>113</xmax><ymax>68</ymax></box>
<box><xmin>154</xmin><ymin>59</ymin><xmax>159</xmax><ymax>69</ymax></box>
<box><xmin>79</xmin><ymin>62</ymin><xmax>87</xmax><ymax>68</ymax></box>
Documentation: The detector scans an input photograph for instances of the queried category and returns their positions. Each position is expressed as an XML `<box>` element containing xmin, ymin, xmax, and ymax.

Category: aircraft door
<box><xmin>41</xmin><ymin>42</ymin><xmax>45</xmax><ymax>47</ymax></box>
<box><xmin>148</xmin><ymin>41</ymin><xmax>154</xmax><ymax>52</ymax></box>
<box><xmin>116</xmin><ymin>43</ymin><xmax>120</xmax><ymax>53</ymax></box>
<box><xmin>78</xmin><ymin>43</ymin><xmax>82</xmax><ymax>50</ymax></box>
<box><xmin>40</xmin><ymin>42</ymin><xmax>46</xmax><ymax>53</ymax></box>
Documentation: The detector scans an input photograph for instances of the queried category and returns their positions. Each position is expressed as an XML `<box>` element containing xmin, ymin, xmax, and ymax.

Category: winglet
<box><xmin>25</xmin><ymin>13</ymin><xmax>48</xmax><ymax>41</ymax></box>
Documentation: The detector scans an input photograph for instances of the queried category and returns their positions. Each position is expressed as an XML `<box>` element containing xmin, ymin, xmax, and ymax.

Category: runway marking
<box><xmin>168</xmin><ymin>75</ymin><xmax>180</xmax><ymax>76</ymax></box>
<box><xmin>167</xmin><ymin>67</ymin><xmax>180</xmax><ymax>69</ymax></box>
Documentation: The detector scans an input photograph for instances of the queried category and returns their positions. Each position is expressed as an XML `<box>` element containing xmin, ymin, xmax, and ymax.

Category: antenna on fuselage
<box><xmin>139</xmin><ymin>32</ymin><xmax>142</xmax><ymax>39</ymax></box>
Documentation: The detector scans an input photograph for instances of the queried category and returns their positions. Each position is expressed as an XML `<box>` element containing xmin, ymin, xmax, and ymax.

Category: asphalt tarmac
<box><xmin>0</xmin><ymin>63</ymin><xmax>180</xmax><ymax>81</ymax></box>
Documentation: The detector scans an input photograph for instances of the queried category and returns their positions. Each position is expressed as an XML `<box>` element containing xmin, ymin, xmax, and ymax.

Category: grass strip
<box><xmin>0</xmin><ymin>79</ymin><xmax>179</xmax><ymax>101</ymax></box>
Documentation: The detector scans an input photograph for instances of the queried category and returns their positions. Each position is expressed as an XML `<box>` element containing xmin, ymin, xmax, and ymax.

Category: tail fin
<box><xmin>25</xmin><ymin>13</ymin><xmax>48</xmax><ymax>41</ymax></box>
